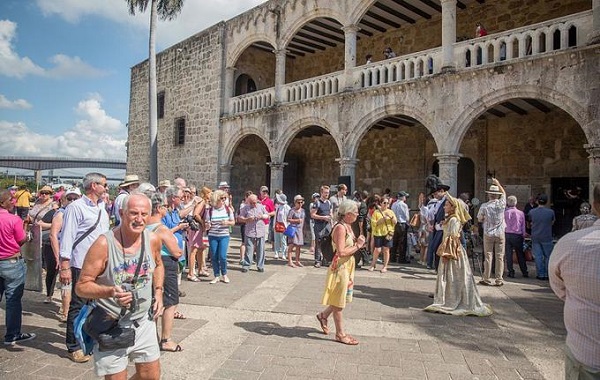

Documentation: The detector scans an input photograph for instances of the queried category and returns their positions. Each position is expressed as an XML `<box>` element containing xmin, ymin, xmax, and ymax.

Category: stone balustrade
<box><xmin>230</xmin><ymin>87</ymin><xmax>275</xmax><ymax>114</ymax></box>
<box><xmin>455</xmin><ymin>10</ymin><xmax>592</xmax><ymax>68</ymax></box>
<box><xmin>282</xmin><ymin>72</ymin><xmax>342</xmax><ymax>103</ymax></box>
<box><xmin>227</xmin><ymin>11</ymin><xmax>592</xmax><ymax>116</ymax></box>
<box><xmin>355</xmin><ymin>48</ymin><xmax>440</xmax><ymax>88</ymax></box>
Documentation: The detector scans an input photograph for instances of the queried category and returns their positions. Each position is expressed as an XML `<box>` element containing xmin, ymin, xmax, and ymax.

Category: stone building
<box><xmin>127</xmin><ymin>0</ymin><xmax>600</xmax><ymax>236</ymax></box>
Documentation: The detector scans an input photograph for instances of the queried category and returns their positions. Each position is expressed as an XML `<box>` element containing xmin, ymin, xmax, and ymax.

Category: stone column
<box><xmin>434</xmin><ymin>153</ymin><xmax>461</xmax><ymax>195</ymax></box>
<box><xmin>224</xmin><ymin>67</ymin><xmax>236</xmax><ymax>114</ymax></box>
<box><xmin>274</xmin><ymin>49</ymin><xmax>286</xmax><ymax>103</ymax></box>
<box><xmin>440</xmin><ymin>0</ymin><xmax>457</xmax><ymax>72</ymax></box>
<box><xmin>342</xmin><ymin>25</ymin><xmax>360</xmax><ymax>90</ymax></box>
<box><xmin>335</xmin><ymin>157</ymin><xmax>359</xmax><ymax>192</ymax></box>
<box><xmin>268</xmin><ymin>162</ymin><xmax>287</xmax><ymax>195</ymax></box>
<box><xmin>219</xmin><ymin>164</ymin><xmax>233</xmax><ymax>187</ymax></box>
<box><xmin>586</xmin><ymin>144</ymin><xmax>600</xmax><ymax>197</ymax></box>
<box><xmin>589</xmin><ymin>0</ymin><xmax>600</xmax><ymax>45</ymax></box>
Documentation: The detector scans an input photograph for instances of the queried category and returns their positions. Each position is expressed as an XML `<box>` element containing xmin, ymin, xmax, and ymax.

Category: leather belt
<box><xmin>0</xmin><ymin>254</ymin><xmax>23</xmax><ymax>261</ymax></box>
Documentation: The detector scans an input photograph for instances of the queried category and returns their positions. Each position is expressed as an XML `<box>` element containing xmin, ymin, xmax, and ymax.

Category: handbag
<box><xmin>275</xmin><ymin>221</ymin><xmax>286</xmax><ymax>233</ymax></box>
<box><xmin>74</xmin><ymin>303</ymin><xmax>95</xmax><ymax>356</ymax></box>
<box><xmin>409</xmin><ymin>213</ymin><xmax>420</xmax><ymax>228</ymax></box>
<box><xmin>436</xmin><ymin>236</ymin><xmax>460</xmax><ymax>260</ymax></box>
<box><xmin>379</xmin><ymin>210</ymin><xmax>394</xmax><ymax>241</ymax></box>
<box><xmin>83</xmin><ymin>232</ymin><xmax>146</xmax><ymax>352</ymax></box>
<box><xmin>319</xmin><ymin>222</ymin><xmax>339</xmax><ymax>263</ymax></box>
<box><xmin>283</xmin><ymin>224</ymin><xmax>296</xmax><ymax>238</ymax></box>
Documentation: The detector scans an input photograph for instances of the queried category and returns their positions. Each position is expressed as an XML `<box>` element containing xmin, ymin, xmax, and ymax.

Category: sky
<box><xmin>0</xmin><ymin>0</ymin><xmax>266</xmax><ymax>180</ymax></box>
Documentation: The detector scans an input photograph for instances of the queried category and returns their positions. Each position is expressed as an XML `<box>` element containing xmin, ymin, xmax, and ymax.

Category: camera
<box><xmin>183</xmin><ymin>214</ymin><xmax>200</xmax><ymax>231</ymax></box>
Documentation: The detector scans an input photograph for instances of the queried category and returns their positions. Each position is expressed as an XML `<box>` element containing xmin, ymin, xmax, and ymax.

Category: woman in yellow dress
<box><xmin>424</xmin><ymin>195</ymin><xmax>493</xmax><ymax>316</ymax></box>
<box><xmin>317</xmin><ymin>200</ymin><xmax>366</xmax><ymax>345</ymax></box>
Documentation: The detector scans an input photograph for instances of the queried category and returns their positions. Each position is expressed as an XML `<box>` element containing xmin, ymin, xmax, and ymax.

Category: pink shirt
<box><xmin>260</xmin><ymin>196</ymin><xmax>275</xmax><ymax>225</ymax></box>
<box><xmin>504</xmin><ymin>206</ymin><xmax>526</xmax><ymax>236</ymax></box>
<box><xmin>0</xmin><ymin>209</ymin><xmax>26</xmax><ymax>258</ymax></box>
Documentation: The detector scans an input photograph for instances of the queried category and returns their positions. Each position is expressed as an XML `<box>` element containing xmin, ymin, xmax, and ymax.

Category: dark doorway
<box><xmin>235</xmin><ymin>74</ymin><xmax>257</xmax><ymax>96</ymax></box>
<box><xmin>431</xmin><ymin>157</ymin><xmax>474</xmax><ymax>196</ymax></box>
<box><xmin>551</xmin><ymin>177</ymin><xmax>589</xmax><ymax>238</ymax></box>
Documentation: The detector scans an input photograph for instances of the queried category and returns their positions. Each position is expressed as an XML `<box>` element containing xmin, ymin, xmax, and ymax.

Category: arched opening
<box><xmin>355</xmin><ymin>115</ymin><xmax>435</xmax><ymax>209</ymax></box>
<box><xmin>281</xmin><ymin>126</ymin><xmax>338</xmax><ymax>197</ymax></box>
<box><xmin>234</xmin><ymin>74</ymin><xmax>257</xmax><ymax>96</ymax></box>
<box><xmin>459</xmin><ymin>97</ymin><xmax>589</xmax><ymax>238</ymax></box>
<box><xmin>230</xmin><ymin>135</ymin><xmax>271</xmax><ymax>204</ymax></box>
<box><xmin>232</xmin><ymin>41</ymin><xmax>276</xmax><ymax>94</ymax></box>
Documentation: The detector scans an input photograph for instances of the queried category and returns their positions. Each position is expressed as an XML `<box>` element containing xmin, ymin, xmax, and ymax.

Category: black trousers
<box><xmin>42</xmin><ymin>243</ymin><xmax>58</xmax><ymax>297</ymax></box>
<box><xmin>392</xmin><ymin>222</ymin><xmax>408</xmax><ymax>262</ymax></box>
<box><xmin>505</xmin><ymin>233</ymin><xmax>528</xmax><ymax>275</ymax></box>
<box><xmin>65</xmin><ymin>267</ymin><xmax>86</xmax><ymax>352</ymax></box>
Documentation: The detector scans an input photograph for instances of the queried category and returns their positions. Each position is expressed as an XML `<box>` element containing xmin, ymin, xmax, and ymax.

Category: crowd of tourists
<box><xmin>1</xmin><ymin>172</ymin><xmax>598</xmax><ymax>379</ymax></box>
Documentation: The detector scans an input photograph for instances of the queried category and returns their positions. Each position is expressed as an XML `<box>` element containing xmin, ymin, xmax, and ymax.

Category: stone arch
<box><xmin>227</xmin><ymin>33</ymin><xmax>277</xmax><ymax>68</ymax></box>
<box><xmin>447</xmin><ymin>85</ymin><xmax>593</xmax><ymax>153</ymax></box>
<box><xmin>221</xmin><ymin>128</ymin><xmax>272</xmax><ymax>166</ymax></box>
<box><xmin>275</xmin><ymin>116</ymin><xmax>342</xmax><ymax>162</ymax></box>
<box><xmin>347</xmin><ymin>104</ymin><xmax>435</xmax><ymax>158</ymax></box>
<box><xmin>279</xmin><ymin>8</ymin><xmax>346</xmax><ymax>49</ymax></box>
<box><xmin>347</xmin><ymin>0</ymin><xmax>381</xmax><ymax>27</ymax></box>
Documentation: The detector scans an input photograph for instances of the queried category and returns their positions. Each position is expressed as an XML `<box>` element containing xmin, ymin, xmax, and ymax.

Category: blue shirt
<box><xmin>161</xmin><ymin>210</ymin><xmax>184</xmax><ymax>249</ymax></box>
<box><xmin>59</xmin><ymin>195</ymin><xmax>110</xmax><ymax>269</ymax></box>
<box><xmin>528</xmin><ymin>206</ymin><xmax>555</xmax><ymax>242</ymax></box>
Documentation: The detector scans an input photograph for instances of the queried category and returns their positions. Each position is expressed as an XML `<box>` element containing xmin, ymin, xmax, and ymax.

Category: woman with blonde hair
<box><xmin>205</xmin><ymin>189</ymin><xmax>235</xmax><ymax>284</ymax></box>
<box><xmin>424</xmin><ymin>195</ymin><xmax>492</xmax><ymax>316</ymax></box>
<box><xmin>369</xmin><ymin>196</ymin><xmax>397</xmax><ymax>273</ymax></box>
<box><xmin>317</xmin><ymin>200</ymin><xmax>366</xmax><ymax>345</ymax></box>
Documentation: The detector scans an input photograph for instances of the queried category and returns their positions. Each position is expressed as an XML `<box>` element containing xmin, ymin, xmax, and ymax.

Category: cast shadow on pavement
<box><xmin>234</xmin><ymin>321</ymin><xmax>328</xmax><ymax>342</ymax></box>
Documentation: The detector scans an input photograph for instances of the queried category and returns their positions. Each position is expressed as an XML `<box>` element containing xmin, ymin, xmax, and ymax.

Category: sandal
<box><xmin>173</xmin><ymin>311</ymin><xmax>186</xmax><ymax>320</ymax></box>
<box><xmin>187</xmin><ymin>275</ymin><xmax>201</xmax><ymax>282</ymax></box>
<box><xmin>159</xmin><ymin>339</ymin><xmax>183</xmax><ymax>352</ymax></box>
<box><xmin>381</xmin><ymin>267</ymin><xmax>388</xmax><ymax>273</ymax></box>
<box><xmin>295</xmin><ymin>262</ymin><xmax>304</xmax><ymax>267</ymax></box>
<box><xmin>316</xmin><ymin>313</ymin><xmax>329</xmax><ymax>335</ymax></box>
<box><xmin>335</xmin><ymin>334</ymin><xmax>359</xmax><ymax>345</ymax></box>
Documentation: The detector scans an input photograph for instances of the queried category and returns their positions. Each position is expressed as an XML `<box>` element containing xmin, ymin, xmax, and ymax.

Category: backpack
<box><xmin>319</xmin><ymin>222</ymin><xmax>340</xmax><ymax>263</ymax></box>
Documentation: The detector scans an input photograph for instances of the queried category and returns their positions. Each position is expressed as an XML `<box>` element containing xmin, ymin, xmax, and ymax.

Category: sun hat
<box><xmin>65</xmin><ymin>188</ymin><xmax>82</xmax><ymax>197</ymax></box>
<box><xmin>218</xmin><ymin>181</ymin><xmax>230</xmax><ymax>188</ymax></box>
<box><xmin>275</xmin><ymin>193</ymin><xmax>287</xmax><ymax>204</ymax></box>
<box><xmin>294</xmin><ymin>195</ymin><xmax>304</xmax><ymax>202</ymax></box>
<box><xmin>260</xmin><ymin>186</ymin><xmax>269</xmax><ymax>193</ymax></box>
<box><xmin>158</xmin><ymin>179</ymin><xmax>171</xmax><ymax>188</ymax></box>
<box><xmin>39</xmin><ymin>185</ymin><xmax>54</xmax><ymax>194</ymax></box>
<box><xmin>485</xmin><ymin>185</ymin><xmax>503</xmax><ymax>195</ymax></box>
<box><xmin>137</xmin><ymin>182</ymin><xmax>156</xmax><ymax>194</ymax></box>
<box><xmin>119</xmin><ymin>174</ymin><xmax>140</xmax><ymax>188</ymax></box>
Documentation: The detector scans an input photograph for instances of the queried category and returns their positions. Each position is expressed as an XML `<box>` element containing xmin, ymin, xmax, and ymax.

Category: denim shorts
<box><xmin>373</xmin><ymin>236</ymin><xmax>393</xmax><ymax>248</ymax></box>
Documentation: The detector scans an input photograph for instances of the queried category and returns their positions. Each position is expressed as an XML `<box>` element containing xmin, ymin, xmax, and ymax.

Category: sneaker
<box><xmin>241</xmin><ymin>267</ymin><xmax>249</xmax><ymax>273</ymax></box>
<box><xmin>209</xmin><ymin>277</ymin><xmax>220</xmax><ymax>284</ymax></box>
<box><xmin>314</xmin><ymin>262</ymin><xmax>321</xmax><ymax>268</ymax></box>
<box><xmin>478</xmin><ymin>280</ymin><xmax>492</xmax><ymax>286</ymax></box>
<box><xmin>4</xmin><ymin>333</ymin><xmax>36</xmax><ymax>346</ymax></box>
<box><xmin>495</xmin><ymin>281</ymin><xmax>504</xmax><ymax>287</ymax></box>
<box><xmin>68</xmin><ymin>349</ymin><xmax>91</xmax><ymax>363</ymax></box>
<box><xmin>257</xmin><ymin>267</ymin><xmax>265</xmax><ymax>273</ymax></box>
<box><xmin>44</xmin><ymin>296</ymin><xmax>53</xmax><ymax>304</ymax></box>
<box><xmin>222</xmin><ymin>275</ymin><xmax>230</xmax><ymax>283</ymax></box>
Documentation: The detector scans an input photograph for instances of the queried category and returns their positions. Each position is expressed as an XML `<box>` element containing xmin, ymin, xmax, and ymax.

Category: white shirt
<box><xmin>391</xmin><ymin>200</ymin><xmax>409</xmax><ymax>223</ymax></box>
<box><xmin>59</xmin><ymin>195</ymin><xmax>110</xmax><ymax>269</ymax></box>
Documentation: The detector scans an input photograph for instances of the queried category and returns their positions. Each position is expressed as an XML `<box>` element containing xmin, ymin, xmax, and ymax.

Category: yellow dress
<box><xmin>321</xmin><ymin>230</ymin><xmax>355</xmax><ymax>308</ymax></box>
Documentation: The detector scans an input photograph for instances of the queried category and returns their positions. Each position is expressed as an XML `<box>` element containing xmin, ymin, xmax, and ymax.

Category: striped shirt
<box><xmin>205</xmin><ymin>206</ymin><xmax>233</xmax><ymax>237</ymax></box>
<box><xmin>549</xmin><ymin>219</ymin><xmax>600</xmax><ymax>370</ymax></box>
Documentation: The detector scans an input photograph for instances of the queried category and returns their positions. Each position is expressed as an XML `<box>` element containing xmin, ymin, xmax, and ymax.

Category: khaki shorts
<box><xmin>93</xmin><ymin>316</ymin><xmax>160</xmax><ymax>376</ymax></box>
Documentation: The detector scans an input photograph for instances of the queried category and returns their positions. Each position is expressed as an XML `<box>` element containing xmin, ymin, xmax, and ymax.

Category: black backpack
<box><xmin>319</xmin><ymin>222</ymin><xmax>339</xmax><ymax>263</ymax></box>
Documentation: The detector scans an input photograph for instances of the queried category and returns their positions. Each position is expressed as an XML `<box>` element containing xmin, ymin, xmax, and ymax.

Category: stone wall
<box><xmin>127</xmin><ymin>24</ymin><xmax>225</xmax><ymax>185</ymax></box>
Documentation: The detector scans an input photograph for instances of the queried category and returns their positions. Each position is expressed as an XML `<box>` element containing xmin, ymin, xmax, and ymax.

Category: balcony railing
<box><xmin>455</xmin><ymin>10</ymin><xmax>592</xmax><ymax>68</ymax></box>
<box><xmin>227</xmin><ymin>11</ymin><xmax>592</xmax><ymax>116</ymax></box>
<box><xmin>282</xmin><ymin>72</ymin><xmax>342</xmax><ymax>103</ymax></box>
<box><xmin>355</xmin><ymin>48</ymin><xmax>440</xmax><ymax>89</ymax></box>
<box><xmin>230</xmin><ymin>87</ymin><xmax>275</xmax><ymax>114</ymax></box>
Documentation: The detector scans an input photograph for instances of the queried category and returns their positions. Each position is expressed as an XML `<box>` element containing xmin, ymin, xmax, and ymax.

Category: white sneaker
<box><xmin>222</xmin><ymin>275</ymin><xmax>230</xmax><ymax>283</ymax></box>
<box><xmin>209</xmin><ymin>277</ymin><xmax>220</xmax><ymax>284</ymax></box>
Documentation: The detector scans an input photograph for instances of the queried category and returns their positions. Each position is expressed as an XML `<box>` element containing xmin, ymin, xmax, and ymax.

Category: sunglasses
<box><xmin>66</xmin><ymin>196</ymin><xmax>79</xmax><ymax>202</ymax></box>
<box><xmin>220</xmin><ymin>197</ymin><xmax>228</xmax><ymax>201</ymax></box>
<box><xmin>39</xmin><ymin>192</ymin><xmax>52</xmax><ymax>195</ymax></box>
<box><xmin>296</xmin><ymin>200</ymin><xmax>304</xmax><ymax>203</ymax></box>
<box><xmin>382</xmin><ymin>201</ymin><xmax>389</xmax><ymax>204</ymax></box>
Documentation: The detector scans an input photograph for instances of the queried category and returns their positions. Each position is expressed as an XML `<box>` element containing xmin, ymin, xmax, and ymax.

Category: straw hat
<box><xmin>119</xmin><ymin>174</ymin><xmax>140</xmax><ymax>188</ymax></box>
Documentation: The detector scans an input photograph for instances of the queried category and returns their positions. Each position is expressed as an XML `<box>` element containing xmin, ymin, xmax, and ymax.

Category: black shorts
<box><xmin>240</xmin><ymin>224</ymin><xmax>246</xmax><ymax>244</ymax></box>
<box><xmin>161</xmin><ymin>256</ymin><xmax>179</xmax><ymax>307</ymax></box>
<box><xmin>374</xmin><ymin>236</ymin><xmax>393</xmax><ymax>248</ymax></box>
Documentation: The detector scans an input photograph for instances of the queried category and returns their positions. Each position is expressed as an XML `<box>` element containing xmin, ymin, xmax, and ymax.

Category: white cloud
<box><xmin>46</xmin><ymin>54</ymin><xmax>108</xmax><ymax>79</ymax></box>
<box><xmin>0</xmin><ymin>94</ymin><xmax>32</xmax><ymax>109</ymax></box>
<box><xmin>0</xmin><ymin>19</ymin><xmax>107</xmax><ymax>79</ymax></box>
<box><xmin>35</xmin><ymin>0</ymin><xmax>267</xmax><ymax>48</ymax></box>
<box><xmin>0</xmin><ymin>94</ymin><xmax>126</xmax><ymax>159</ymax></box>
<box><xmin>0</xmin><ymin>20</ymin><xmax>45</xmax><ymax>78</ymax></box>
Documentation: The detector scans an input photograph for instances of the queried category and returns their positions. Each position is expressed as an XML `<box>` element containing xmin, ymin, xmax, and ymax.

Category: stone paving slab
<box><xmin>1</xmin><ymin>238</ymin><xmax>567</xmax><ymax>379</ymax></box>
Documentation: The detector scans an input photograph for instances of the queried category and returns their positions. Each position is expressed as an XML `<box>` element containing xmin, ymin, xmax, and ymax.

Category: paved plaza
<box><xmin>1</xmin><ymin>237</ymin><xmax>567</xmax><ymax>380</ymax></box>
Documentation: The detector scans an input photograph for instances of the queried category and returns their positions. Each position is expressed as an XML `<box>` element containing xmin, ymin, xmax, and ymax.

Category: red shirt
<box><xmin>0</xmin><ymin>209</ymin><xmax>26</xmax><ymax>258</ymax></box>
<box><xmin>260</xmin><ymin>196</ymin><xmax>275</xmax><ymax>225</ymax></box>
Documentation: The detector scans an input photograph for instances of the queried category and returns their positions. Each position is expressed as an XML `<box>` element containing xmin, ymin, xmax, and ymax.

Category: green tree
<box><xmin>126</xmin><ymin>0</ymin><xmax>185</xmax><ymax>184</ymax></box>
